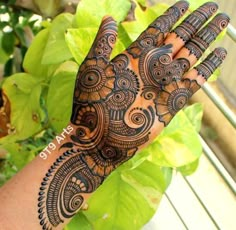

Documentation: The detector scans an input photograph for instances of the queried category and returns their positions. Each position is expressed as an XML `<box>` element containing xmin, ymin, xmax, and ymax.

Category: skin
<box><xmin>0</xmin><ymin>1</ymin><xmax>230</xmax><ymax>230</ymax></box>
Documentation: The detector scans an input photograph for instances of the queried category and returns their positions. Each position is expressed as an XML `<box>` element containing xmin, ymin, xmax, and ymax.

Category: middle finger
<box><xmin>164</xmin><ymin>2</ymin><xmax>218</xmax><ymax>57</ymax></box>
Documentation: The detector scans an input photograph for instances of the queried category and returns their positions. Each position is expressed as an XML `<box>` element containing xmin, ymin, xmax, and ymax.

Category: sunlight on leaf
<box><xmin>65</xmin><ymin>28</ymin><xmax>98</xmax><ymax>65</ymax></box>
<box><xmin>2</xmin><ymin>142</ymin><xmax>35</xmax><ymax>171</ymax></box>
<box><xmin>184</xmin><ymin>103</ymin><xmax>203</xmax><ymax>132</ymax></box>
<box><xmin>186</xmin><ymin>0</ymin><xmax>209</xmax><ymax>11</ymax></box>
<box><xmin>121</xmin><ymin>2</ymin><xmax>168</xmax><ymax>41</ymax></box>
<box><xmin>65</xmin><ymin>212</ymin><xmax>92</xmax><ymax>230</ymax></box>
<box><xmin>42</xmin><ymin>13</ymin><xmax>74</xmax><ymax>64</ymax></box>
<box><xmin>178</xmin><ymin>158</ymin><xmax>200</xmax><ymax>176</ymax></box>
<box><xmin>208</xmin><ymin>68</ymin><xmax>221</xmax><ymax>82</ymax></box>
<box><xmin>23</xmin><ymin>29</ymin><xmax>59</xmax><ymax>79</ymax></box>
<box><xmin>74</xmin><ymin>0</ymin><xmax>131</xmax><ymax>28</ymax></box>
<box><xmin>140</xmin><ymin>109</ymin><xmax>202</xmax><ymax>168</ymax></box>
<box><xmin>84</xmin><ymin>160</ymin><xmax>170</xmax><ymax>230</ymax></box>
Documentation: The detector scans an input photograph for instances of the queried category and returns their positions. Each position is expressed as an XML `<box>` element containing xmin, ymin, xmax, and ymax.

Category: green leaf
<box><xmin>0</xmin><ymin>156</ymin><xmax>18</xmax><ymax>186</ymax></box>
<box><xmin>140</xmin><ymin>110</ymin><xmax>202</xmax><ymax>168</ymax></box>
<box><xmin>42</xmin><ymin>13</ymin><xmax>74</xmax><ymax>65</ymax></box>
<box><xmin>0</xmin><ymin>32</ymin><xmax>9</xmax><ymax>63</ymax></box>
<box><xmin>14</xmin><ymin>26</ymin><xmax>27</xmax><ymax>47</ymax></box>
<box><xmin>208</xmin><ymin>67</ymin><xmax>221</xmax><ymax>82</ymax></box>
<box><xmin>2</xmin><ymin>142</ymin><xmax>35</xmax><ymax>170</ymax></box>
<box><xmin>121</xmin><ymin>2</ymin><xmax>168</xmax><ymax>41</ymax></box>
<box><xmin>74</xmin><ymin>0</ymin><xmax>131</xmax><ymax>28</ymax></box>
<box><xmin>84</xmin><ymin>159</ymin><xmax>169</xmax><ymax>230</ymax></box>
<box><xmin>1</xmin><ymin>31</ymin><xmax>15</xmax><ymax>55</ymax></box>
<box><xmin>2</xmin><ymin>73</ymin><xmax>45</xmax><ymax>140</ymax></box>
<box><xmin>47</xmin><ymin>61</ymin><xmax>78</xmax><ymax>133</ymax></box>
<box><xmin>186</xmin><ymin>0</ymin><xmax>209</xmax><ymax>11</ymax></box>
<box><xmin>66</xmin><ymin>0</ymin><xmax>132</xmax><ymax>64</ymax></box>
<box><xmin>34</xmin><ymin>0</ymin><xmax>62</xmax><ymax>17</ymax></box>
<box><xmin>111</xmin><ymin>29</ymin><xmax>129</xmax><ymax>59</ymax></box>
<box><xmin>136</xmin><ymin>0</ymin><xmax>146</xmax><ymax>7</ymax></box>
<box><xmin>65</xmin><ymin>212</ymin><xmax>92</xmax><ymax>230</ymax></box>
<box><xmin>184</xmin><ymin>103</ymin><xmax>203</xmax><ymax>132</ymax></box>
<box><xmin>65</xmin><ymin>26</ymin><xmax>129</xmax><ymax>65</ymax></box>
<box><xmin>178</xmin><ymin>158</ymin><xmax>200</xmax><ymax>176</ymax></box>
<box><xmin>23</xmin><ymin>29</ymin><xmax>59</xmax><ymax>79</ymax></box>
<box><xmin>65</xmin><ymin>28</ymin><xmax>97</xmax><ymax>65</ymax></box>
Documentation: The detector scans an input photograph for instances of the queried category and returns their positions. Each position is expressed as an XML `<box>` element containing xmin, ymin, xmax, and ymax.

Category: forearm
<box><xmin>0</xmin><ymin>118</ymin><xmax>163</xmax><ymax>230</ymax></box>
<box><xmin>0</xmin><ymin>123</ymin><xmax>93</xmax><ymax>230</ymax></box>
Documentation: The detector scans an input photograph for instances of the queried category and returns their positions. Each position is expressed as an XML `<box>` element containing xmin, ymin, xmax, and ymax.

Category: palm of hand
<box><xmin>70</xmin><ymin>1</ymin><xmax>228</xmax><ymax>176</ymax></box>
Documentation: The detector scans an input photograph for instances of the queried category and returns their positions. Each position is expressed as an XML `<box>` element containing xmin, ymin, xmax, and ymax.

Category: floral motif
<box><xmin>155</xmin><ymin>79</ymin><xmax>200</xmax><ymax>125</ymax></box>
<box><xmin>74</xmin><ymin>57</ymin><xmax>115</xmax><ymax>102</ymax></box>
<box><xmin>82</xmin><ymin>146</ymin><xmax>135</xmax><ymax>176</ymax></box>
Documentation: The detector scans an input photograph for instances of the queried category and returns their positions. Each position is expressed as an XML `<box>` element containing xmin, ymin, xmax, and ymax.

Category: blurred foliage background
<box><xmin>0</xmin><ymin>0</ymin><xmax>224</xmax><ymax>229</ymax></box>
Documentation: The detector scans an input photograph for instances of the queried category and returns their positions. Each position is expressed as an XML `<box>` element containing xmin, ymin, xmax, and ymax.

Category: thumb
<box><xmin>86</xmin><ymin>16</ymin><xmax>118</xmax><ymax>61</ymax></box>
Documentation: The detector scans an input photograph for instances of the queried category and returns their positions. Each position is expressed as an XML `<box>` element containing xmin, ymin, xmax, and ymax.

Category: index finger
<box><xmin>127</xmin><ymin>1</ymin><xmax>189</xmax><ymax>58</ymax></box>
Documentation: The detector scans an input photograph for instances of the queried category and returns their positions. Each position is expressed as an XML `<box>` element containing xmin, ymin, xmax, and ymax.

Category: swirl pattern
<box><xmin>70</xmin><ymin>103</ymin><xmax>109</xmax><ymax>150</ymax></box>
<box><xmin>38</xmin><ymin>150</ymin><xmax>103</xmax><ymax>229</ymax></box>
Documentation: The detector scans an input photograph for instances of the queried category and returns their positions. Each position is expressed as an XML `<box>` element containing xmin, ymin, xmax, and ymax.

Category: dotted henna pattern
<box><xmin>38</xmin><ymin>3</ymin><xmax>229</xmax><ymax>229</ymax></box>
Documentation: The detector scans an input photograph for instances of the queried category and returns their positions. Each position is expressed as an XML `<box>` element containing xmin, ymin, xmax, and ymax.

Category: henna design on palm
<box><xmin>38</xmin><ymin>2</ymin><xmax>229</xmax><ymax>229</ymax></box>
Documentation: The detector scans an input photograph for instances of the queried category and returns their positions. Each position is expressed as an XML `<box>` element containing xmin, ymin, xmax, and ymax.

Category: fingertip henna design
<box><xmin>195</xmin><ymin>47</ymin><xmax>227</xmax><ymax>80</ymax></box>
<box><xmin>87</xmin><ymin>16</ymin><xmax>118</xmax><ymax>60</ymax></box>
<box><xmin>185</xmin><ymin>13</ymin><xmax>230</xmax><ymax>59</ymax></box>
<box><xmin>127</xmin><ymin>1</ymin><xmax>189</xmax><ymax>58</ymax></box>
<box><xmin>173</xmin><ymin>2</ymin><xmax>218</xmax><ymax>42</ymax></box>
<box><xmin>72</xmin><ymin>16</ymin><xmax>118</xmax><ymax>105</ymax></box>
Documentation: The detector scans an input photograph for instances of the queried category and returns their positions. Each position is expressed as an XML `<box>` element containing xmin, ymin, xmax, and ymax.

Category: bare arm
<box><xmin>0</xmin><ymin>1</ymin><xmax>229</xmax><ymax>230</ymax></box>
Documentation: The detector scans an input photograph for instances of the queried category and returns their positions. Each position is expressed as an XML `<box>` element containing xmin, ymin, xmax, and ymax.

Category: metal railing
<box><xmin>200</xmin><ymin>22</ymin><xmax>236</xmax><ymax>193</ymax></box>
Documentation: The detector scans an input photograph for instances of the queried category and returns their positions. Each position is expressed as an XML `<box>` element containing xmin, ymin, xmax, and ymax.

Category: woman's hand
<box><xmin>38</xmin><ymin>2</ymin><xmax>229</xmax><ymax>229</ymax></box>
